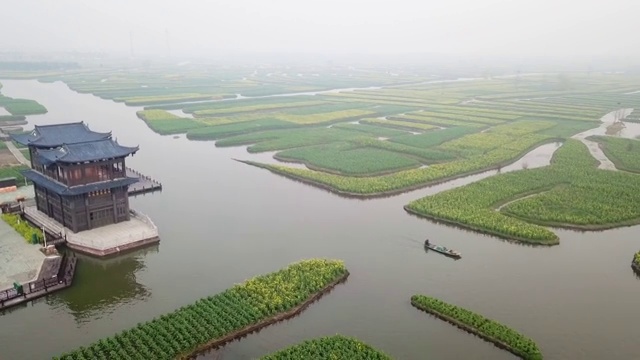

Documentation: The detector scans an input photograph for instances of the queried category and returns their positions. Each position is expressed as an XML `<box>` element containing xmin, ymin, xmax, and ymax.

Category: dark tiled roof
<box><xmin>36</xmin><ymin>139</ymin><xmax>139</xmax><ymax>164</ymax></box>
<box><xmin>22</xmin><ymin>169</ymin><xmax>139</xmax><ymax>196</ymax></box>
<box><xmin>10</xmin><ymin>121</ymin><xmax>111</xmax><ymax>147</ymax></box>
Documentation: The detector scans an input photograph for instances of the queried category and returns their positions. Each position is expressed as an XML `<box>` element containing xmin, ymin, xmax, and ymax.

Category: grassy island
<box><xmin>411</xmin><ymin>295</ymin><xmax>542</xmax><ymax>360</ymax></box>
<box><xmin>0</xmin><ymin>82</ymin><xmax>47</xmax><ymax>124</ymax></box>
<box><xmin>261</xmin><ymin>335</ymin><xmax>392</xmax><ymax>360</ymax></box>
<box><xmin>54</xmin><ymin>259</ymin><xmax>349</xmax><ymax>360</ymax></box>
<box><xmin>405</xmin><ymin>140</ymin><xmax>640</xmax><ymax>245</ymax></box>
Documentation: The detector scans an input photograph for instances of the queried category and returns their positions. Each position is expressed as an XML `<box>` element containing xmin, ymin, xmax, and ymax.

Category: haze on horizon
<box><xmin>3</xmin><ymin>0</ymin><xmax>640</xmax><ymax>63</ymax></box>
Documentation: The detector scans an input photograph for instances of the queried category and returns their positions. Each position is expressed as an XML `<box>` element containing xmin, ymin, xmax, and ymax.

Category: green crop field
<box><xmin>331</xmin><ymin>123</ymin><xmax>412</xmax><ymax>137</ymax></box>
<box><xmin>411</xmin><ymin>295</ymin><xmax>542</xmax><ymax>360</ymax></box>
<box><xmin>262</xmin><ymin>335</ymin><xmax>392</xmax><ymax>360</ymax></box>
<box><xmin>216</xmin><ymin>128</ymin><xmax>368</xmax><ymax>152</ymax></box>
<box><xmin>390</xmin><ymin>127</ymin><xmax>477</xmax><ymax>148</ymax></box>
<box><xmin>276</xmin><ymin>142</ymin><xmax>422</xmax><ymax>175</ymax></box>
<box><xmin>14</xmin><ymin>67</ymin><xmax>640</xmax><ymax>245</ymax></box>
<box><xmin>136</xmin><ymin>110</ymin><xmax>205</xmax><ymax>135</ymax></box>
<box><xmin>406</xmin><ymin>140</ymin><xmax>640</xmax><ymax>244</ymax></box>
<box><xmin>55</xmin><ymin>259</ymin><xmax>348</xmax><ymax>360</ymax></box>
<box><xmin>360</xmin><ymin>118</ymin><xmax>439</xmax><ymax>131</ymax></box>
<box><xmin>245</xmin><ymin>132</ymin><xmax>556</xmax><ymax>196</ymax></box>
<box><xmin>0</xmin><ymin>92</ymin><xmax>47</xmax><ymax>116</ymax></box>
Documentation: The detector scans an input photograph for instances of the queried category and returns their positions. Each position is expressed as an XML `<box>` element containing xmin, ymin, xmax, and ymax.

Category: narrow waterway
<box><xmin>0</xmin><ymin>80</ymin><xmax>639</xmax><ymax>360</ymax></box>
<box><xmin>572</xmin><ymin>108</ymin><xmax>636</xmax><ymax>170</ymax></box>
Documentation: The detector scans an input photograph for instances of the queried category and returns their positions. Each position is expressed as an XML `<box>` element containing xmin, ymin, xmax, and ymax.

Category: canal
<box><xmin>0</xmin><ymin>79</ymin><xmax>639</xmax><ymax>360</ymax></box>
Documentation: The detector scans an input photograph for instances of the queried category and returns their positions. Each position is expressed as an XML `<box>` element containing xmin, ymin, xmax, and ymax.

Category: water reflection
<box><xmin>46</xmin><ymin>246</ymin><xmax>157</xmax><ymax>324</ymax></box>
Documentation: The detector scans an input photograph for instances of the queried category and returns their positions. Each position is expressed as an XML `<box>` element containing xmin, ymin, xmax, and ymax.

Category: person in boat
<box><xmin>425</xmin><ymin>239</ymin><xmax>430</xmax><ymax>246</ymax></box>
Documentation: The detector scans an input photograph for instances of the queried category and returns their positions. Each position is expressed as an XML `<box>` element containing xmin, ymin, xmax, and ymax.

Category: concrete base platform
<box><xmin>23</xmin><ymin>206</ymin><xmax>160</xmax><ymax>257</ymax></box>
<box><xmin>0</xmin><ymin>218</ymin><xmax>44</xmax><ymax>290</ymax></box>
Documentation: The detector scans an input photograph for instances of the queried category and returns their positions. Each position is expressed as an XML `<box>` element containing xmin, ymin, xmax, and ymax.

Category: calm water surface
<box><xmin>0</xmin><ymin>80</ymin><xmax>639</xmax><ymax>360</ymax></box>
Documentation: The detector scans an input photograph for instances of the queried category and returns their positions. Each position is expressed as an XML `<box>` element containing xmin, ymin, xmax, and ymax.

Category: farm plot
<box><xmin>0</xmin><ymin>94</ymin><xmax>47</xmax><ymax>116</ymax></box>
<box><xmin>436</xmin><ymin>121</ymin><xmax>556</xmax><ymax>156</ymax></box>
<box><xmin>215</xmin><ymin>128</ymin><xmax>368</xmax><ymax>152</ymax></box>
<box><xmin>406</xmin><ymin>139</ymin><xmax>640</xmax><ymax>244</ymax></box>
<box><xmin>390</xmin><ymin>126</ymin><xmax>477</xmax><ymax>148</ymax></box>
<box><xmin>116</xmin><ymin>94</ymin><xmax>231</xmax><ymax>106</ymax></box>
<box><xmin>276</xmin><ymin>142</ymin><xmax>422</xmax><ymax>176</ymax></box>
<box><xmin>413</xmin><ymin>110</ymin><xmax>507</xmax><ymax>125</ymax></box>
<box><xmin>411</xmin><ymin>295</ymin><xmax>542</xmax><ymax>360</ymax></box>
<box><xmin>186</xmin><ymin>119</ymin><xmax>297</xmax><ymax>140</ymax></box>
<box><xmin>55</xmin><ymin>259</ymin><xmax>349</xmax><ymax>360</ymax></box>
<box><xmin>331</xmin><ymin>123</ymin><xmax>412</xmax><ymax>137</ymax></box>
<box><xmin>192</xmin><ymin>100</ymin><xmax>329</xmax><ymax>116</ymax></box>
<box><xmin>244</xmin><ymin>133</ymin><xmax>557</xmax><ymax>197</ymax></box>
<box><xmin>349</xmin><ymin>138</ymin><xmax>458</xmax><ymax>163</ymax></box>
<box><xmin>261</xmin><ymin>335</ymin><xmax>392</xmax><ymax>360</ymax></box>
<box><xmin>394</xmin><ymin>114</ymin><xmax>486</xmax><ymax>128</ymax></box>
<box><xmin>275</xmin><ymin>109</ymin><xmax>374</xmax><ymax>124</ymax></box>
<box><xmin>136</xmin><ymin>110</ymin><xmax>205</xmax><ymax>135</ymax></box>
<box><xmin>360</xmin><ymin>118</ymin><xmax>438</xmax><ymax>131</ymax></box>
<box><xmin>466</xmin><ymin>102</ymin><xmax>602</xmax><ymax>121</ymax></box>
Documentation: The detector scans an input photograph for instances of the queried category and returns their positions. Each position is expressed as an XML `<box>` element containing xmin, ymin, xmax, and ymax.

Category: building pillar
<box><xmin>84</xmin><ymin>195</ymin><xmax>91</xmax><ymax>230</ymax></box>
<box><xmin>112</xmin><ymin>189</ymin><xmax>117</xmax><ymax>223</ymax></box>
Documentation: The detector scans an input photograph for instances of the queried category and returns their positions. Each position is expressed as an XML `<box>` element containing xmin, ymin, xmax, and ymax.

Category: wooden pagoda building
<box><xmin>11</xmin><ymin>122</ymin><xmax>140</xmax><ymax>233</ymax></box>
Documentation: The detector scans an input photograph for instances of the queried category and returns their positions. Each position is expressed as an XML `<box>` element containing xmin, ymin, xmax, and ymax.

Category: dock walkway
<box><xmin>127</xmin><ymin>167</ymin><xmax>162</xmax><ymax>195</ymax></box>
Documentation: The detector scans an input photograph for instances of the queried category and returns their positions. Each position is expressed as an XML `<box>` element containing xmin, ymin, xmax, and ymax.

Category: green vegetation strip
<box><xmin>360</xmin><ymin>118</ymin><xmax>438</xmax><ymax>131</ymax></box>
<box><xmin>406</xmin><ymin>139</ymin><xmax>640</xmax><ymax>244</ymax></box>
<box><xmin>54</xmin><ymin>259</ymin><xmax>349</xmax><ymax>360</ymax></box>
<box><xmin>1</xmin><ymin>214</ymin><xmax>43</xmax><ymax>244</ymax></box>
<box><xmin>187</xmin><ymin>119</ymin><xmax>297</xmax><ymax>140</ymax></box>
<box><xmin>389</xmin><ymin>126</ymin><xmax>477</xmax><ymax>149</ymax></box>
<box><xmin>411</xmin><ymin>295</ymin><xmax>542</xmax><ymax>360</ymax></box>
<box><xmin>261</xmin><ymin>335</ymin><xmax>392</xmax><ymax>360</ymax></box>
<box><xmin>136</xmin><ymin>110</ymin><xmax>204</xmax><ymax>135</ymax></box>
<box><xmin>0</xmin><ymin>95</ymin><xmax>47</xmax><ymax>116</ymax></box>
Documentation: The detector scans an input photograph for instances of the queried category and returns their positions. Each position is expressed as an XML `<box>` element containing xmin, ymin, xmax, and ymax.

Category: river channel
<box><xmin>1</xmin><ymin>80</ymin><xmax>640</xmax><ymax>360</ymax></box>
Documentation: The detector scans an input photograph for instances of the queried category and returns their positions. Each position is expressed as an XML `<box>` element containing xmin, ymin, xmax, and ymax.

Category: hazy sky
<box><xmin>4</xmin><ymin>0</ymin><xmax>639</xmax><ymax>59</ymax></box>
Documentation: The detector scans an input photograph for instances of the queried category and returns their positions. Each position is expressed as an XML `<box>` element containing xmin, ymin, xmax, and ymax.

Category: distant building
<box><xmin>11</xmin><ymin>122</ymin><xmax>140</xmax><ymax>232</ymax></box>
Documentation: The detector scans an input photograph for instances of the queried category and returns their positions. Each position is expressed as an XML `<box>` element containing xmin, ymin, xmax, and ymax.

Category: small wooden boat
<box><xmin>424</xmin><ymin>240</ymin><xmax>461</xmax><ymax>258</ymax></box>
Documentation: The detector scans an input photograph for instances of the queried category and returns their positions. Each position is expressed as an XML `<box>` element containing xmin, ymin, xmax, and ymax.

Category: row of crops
<box><xmin>261</xmin><ymin>335</ymin><xmax>392</xmax><ymax>360</ymax></box>
<box><xmin>406</xmin><ymin>140</ymin><xmax>640</xmax><ymax>244</ymax></box>
<box><xmin>411</xmin><ymin>295</ymin><xmax>542</xmax><ymax>360</ymax></box>
<box><xmin>54</xmin><ymin>259</ymin><xmax>349</xmax><ymax>360</ymax></box>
